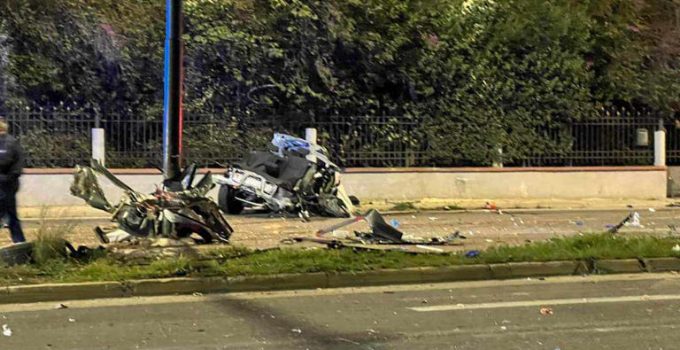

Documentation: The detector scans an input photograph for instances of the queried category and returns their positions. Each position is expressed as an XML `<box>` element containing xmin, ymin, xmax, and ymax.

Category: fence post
<box><xmin>305</xmin><ymin>127</ymin><xmax>318</xmax><ymax>163</ymax></box>
<box><xmin>305</xmin><ymin>127</ymin><xmax>317</xmax><ymax>145</ymax></box>
<box><xmin>492</xmin><ymin>147</ymin><xmax>503</xmax><ymax>168</ymax></box>
<box><xmin>92</xmin><ymin>113</ymin><xmax>105</xmax><ymax>166</ymax></box>
<box><xmin>654</xmin><ymin>119</ymin><xmax>666</xmax><ymax>167</ymax></box>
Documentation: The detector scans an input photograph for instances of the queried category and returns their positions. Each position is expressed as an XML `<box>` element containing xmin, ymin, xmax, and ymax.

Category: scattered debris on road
<box><xmin>281</xmin><ymin>210</ymin><xmax>464</xmax><ymax>253</ymax></box>
<box><xmin>332</xmin><ymin>210</ymin><xmax>463</xmax><ymax>245</ymax></box>
<box><xmin>2</xmin><ymin>324</ymin><xmax>12</xmax><ymax>337</ymax></box>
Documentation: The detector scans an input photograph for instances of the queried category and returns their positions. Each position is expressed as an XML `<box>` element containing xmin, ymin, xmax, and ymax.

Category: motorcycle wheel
<box><xmin>218</xmin><ymin>185</ymin><xmax>245</xmax><ymax>214</ymax></box>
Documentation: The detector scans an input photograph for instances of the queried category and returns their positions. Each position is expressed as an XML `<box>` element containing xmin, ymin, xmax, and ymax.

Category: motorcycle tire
<box><xmin>218</xmin><ymin>185</ymin><xmax>245</xmax><ymax>214</ymax></box>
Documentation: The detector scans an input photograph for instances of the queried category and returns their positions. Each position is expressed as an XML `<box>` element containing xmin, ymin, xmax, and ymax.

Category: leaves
<box><xmin>0</xmin><ymin>0</ymin><xmax>678</xmax><ymax>166</ymax></box>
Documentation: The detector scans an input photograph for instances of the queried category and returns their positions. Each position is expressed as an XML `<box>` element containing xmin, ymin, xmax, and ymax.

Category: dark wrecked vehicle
<box><xmin>215</xmin><ymin>133</ymin><xmax>356</xmax><ymax>219</ymax></box>
<box><xmin>71</xmin><ymin>160</ymin><xmax>233</xmax><ymax>244</ymax></box>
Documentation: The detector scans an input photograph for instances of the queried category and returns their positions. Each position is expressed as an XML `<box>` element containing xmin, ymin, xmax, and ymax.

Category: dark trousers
<box><xmin>0</xmin><ymin>187</ymin><xmax>24</xmax><ymax>243</ymax></box>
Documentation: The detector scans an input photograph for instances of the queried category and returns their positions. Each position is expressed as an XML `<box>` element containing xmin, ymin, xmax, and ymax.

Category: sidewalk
<box><xmin>18</xmin><ymin>198</ymin><xmax>678</xmax><ymax>219</ymax></box>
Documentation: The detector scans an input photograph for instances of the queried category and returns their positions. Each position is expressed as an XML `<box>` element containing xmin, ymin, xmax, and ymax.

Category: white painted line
<box><xmin>1</xmin><ymin>273</ymin><xmax>678</xmax><ymax>313</ymax></box>
<box><xmin>409</xmin><ymin>294</ymin><xmax>680</xmax><ymax>312</ymax></box>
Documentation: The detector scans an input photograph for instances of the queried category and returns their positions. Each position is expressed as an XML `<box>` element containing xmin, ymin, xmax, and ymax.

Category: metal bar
<box><xmin>162</xmin><ymin>0</ymin><xmax>184</xmax><ymax>181</ymax></box>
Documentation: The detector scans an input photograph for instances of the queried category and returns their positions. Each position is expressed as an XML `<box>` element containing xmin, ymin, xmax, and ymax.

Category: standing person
<box><xmin>0</xmin><ymin>116</ymin><xmax>24</xmax><ymax>243</ymax></box>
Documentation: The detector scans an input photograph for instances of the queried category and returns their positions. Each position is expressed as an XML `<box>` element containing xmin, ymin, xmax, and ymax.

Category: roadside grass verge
<box><xmin>2</xmin><ymin>233</ymin><xmax>680</xmax><ymax>285</ymax></box>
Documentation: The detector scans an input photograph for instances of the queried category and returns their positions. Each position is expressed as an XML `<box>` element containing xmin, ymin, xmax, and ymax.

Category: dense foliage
<box><xmin>0</xmin><ymin>0</ymin><xmax>678</xmax><ymax>166</ymax></box>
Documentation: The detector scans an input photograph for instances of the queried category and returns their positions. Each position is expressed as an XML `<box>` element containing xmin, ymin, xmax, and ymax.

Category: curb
<box><xmin>5</xmin><ymin>258</ymin><xmax>680</xmax><ymax>305</ymax></box>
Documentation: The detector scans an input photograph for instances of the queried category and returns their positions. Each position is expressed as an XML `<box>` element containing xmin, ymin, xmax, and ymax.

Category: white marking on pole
<box><xmin>409</xmin><ymin>294</ymin><xmax>680</xmax><ymax>312</ymax></box>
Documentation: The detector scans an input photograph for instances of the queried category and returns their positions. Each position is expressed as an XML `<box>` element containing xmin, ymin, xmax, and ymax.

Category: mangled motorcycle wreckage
<box><xmin>71</xmin><ymin>160</ymin><xmax>233</xmax><ymax>244</ymax></box>
<box><xmin>215</xmin><ymin>133</ymin><xmax>356</xmax><ymax>218</ymax></box>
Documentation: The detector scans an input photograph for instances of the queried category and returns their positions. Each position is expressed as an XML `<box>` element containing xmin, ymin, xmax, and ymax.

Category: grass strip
<box><xmin>2</xmin><ymin>233</ymin><xmax>680</xmax><ymax>285</ymax></box>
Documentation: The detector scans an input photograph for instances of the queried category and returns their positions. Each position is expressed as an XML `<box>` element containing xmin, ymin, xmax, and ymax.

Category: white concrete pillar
<box><xmin>92</xmin><ymin>128</ymin><xmax>106</xmax><ymax>166</ymax></box>
<box><xmin>492</xmin><ymin>147</ymin><xmax>503</xmax><ymax>168</ymax></box>
<box><xmin>305</xmin><ymin>128</ymin><xmax>317</xmax><ymax>145</ymax></box>
<box><xmin>654</xmin><ymin>130</ymin><xmax>666</xmax><ymax>167</ymax></box>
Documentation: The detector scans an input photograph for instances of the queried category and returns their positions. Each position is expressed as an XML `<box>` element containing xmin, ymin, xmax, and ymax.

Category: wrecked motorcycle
<box><xmin>71</xmin><ymin>160</ymin><xmax>233</xmax><ymax>243</ymax></box>
<box><xmin>215</xmin><ymin>133</ymin><xmax>356</xmax><ymax>218</ymax></box>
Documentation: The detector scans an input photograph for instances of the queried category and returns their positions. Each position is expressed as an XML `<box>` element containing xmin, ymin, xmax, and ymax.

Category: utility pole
<box><xmin>162</xmin><ymin>0</ymin><xmax>184</xmax><ymax>182</ymax></box>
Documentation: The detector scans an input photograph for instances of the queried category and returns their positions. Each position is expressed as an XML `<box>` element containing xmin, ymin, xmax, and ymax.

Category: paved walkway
<box><xmin>2</xmin><ymin>208</ymin><xmax>679</xmax><ymax>251</ymax></box>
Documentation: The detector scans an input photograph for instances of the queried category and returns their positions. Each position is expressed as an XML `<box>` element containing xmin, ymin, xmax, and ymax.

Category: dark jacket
<box><xmin>0</xmin><ymin>134</ymin><xmax>24</xmax><ymax>193</ymax></box>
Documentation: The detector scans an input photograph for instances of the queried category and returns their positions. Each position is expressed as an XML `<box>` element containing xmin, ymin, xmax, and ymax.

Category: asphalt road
<box><xmin>2</xmin><ymin>273</ymin><xmax>680</xmax><ymax>349</ymax></box>
<box><xmin>3</xmin><ymin>208</ymin><xmax>680</xmax><ymax>250</ymax></box>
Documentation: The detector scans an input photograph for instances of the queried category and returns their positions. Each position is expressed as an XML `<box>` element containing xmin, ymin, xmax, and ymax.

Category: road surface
<box><xmin>1</xmin><ymin>273</ymin><xmax>680</xmax><ymax>349</ymax></box>
<box><xmin>2</xmin><ymin>208</ymin><xmax>679</xmax><ymax>250</ymax></box>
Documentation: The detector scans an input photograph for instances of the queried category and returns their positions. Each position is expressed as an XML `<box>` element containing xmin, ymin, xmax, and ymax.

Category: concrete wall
<box><xmin>668</xmin><ymin>166</ymin><xmax>680</xmax><ymax>198</ymax></box>
<box><xmin>341</xmin><ymin>167</ymin><xmax>667</xmax><ymax>201</ymax></box>
<box><xmin>16</xmin><ymin>166</ymin><xmax>667</xmax><ymax>207</ymax></box>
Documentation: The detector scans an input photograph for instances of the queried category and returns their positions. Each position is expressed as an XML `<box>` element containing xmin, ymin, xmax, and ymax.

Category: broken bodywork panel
<box><xmin>71</xmin><ymin>160</ymin><xmax>233</xmax><ymax>243</ymax></box>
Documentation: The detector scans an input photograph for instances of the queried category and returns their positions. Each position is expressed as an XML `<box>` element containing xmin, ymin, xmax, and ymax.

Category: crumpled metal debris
<box><xmin>318</xmin><ymin>209</ymin><xmax>464</xmax><ymax>245</ymax></box>
<box><xmin>282</xmin><ymin>210</ymin><xmax>464</xmax><ymax>252</ymax></box>
<box><xmin>215</xmin><ymin>133</ymin><xmax>355</xmax><ymax>219</ymax></box>
<box><xmin>607</xmin><ymin>212</ymin><xmax>642</xmax><ymax>234</ymax></box>
<box><xmin>71</xmin><ymin>160</ymin><xmax>233</xmax><ymax>244</ymax></box>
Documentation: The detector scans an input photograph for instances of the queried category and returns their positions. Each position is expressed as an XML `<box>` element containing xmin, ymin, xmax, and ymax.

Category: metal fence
<box><xmin>2</xmin><ymin>107</ymin><xmax>678</xmax><ymax>168</ymax></box>
<box><xmin>524</xmin><ymin>107</ymin><xmax>678</xmax><ymax>166</ymax></box>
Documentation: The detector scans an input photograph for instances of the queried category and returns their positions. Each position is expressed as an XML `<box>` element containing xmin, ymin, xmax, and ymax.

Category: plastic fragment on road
<box><xmin>364</xmin><ymin>210</ymin><xmax>405</xmax><ymax>242</ymax></box>
<box><xmin>484</xmin><ymin>202</ymin><xmax>497</xmax><ymax>210</ymax></box>
<box><xmin>416</xmin><ymin>245</ymin><xmax>444</xmax><ymax>253</ymax></box>
<box><xmin>2</xmin><ymin>324</ymin><xmax>11</xmax><ymax>337</ymax></box>
<box><xmin>608</xmin><ymin>212</ymin><xmax>638</xmax><ymax>234</ymax></box>
<box><xmin>390</xmin><ymin>219</ymin><xmax>400</xmax><ymax>229</ymax></box>
<box><xmin>291</xmin><ymin>328</ymin><xmax>302</xmax><ymax>334</ymax></box>
<box><xmin>626</xmin><ymin>212</ymin><xmax>642</xmax><ymax>227</ymax></box>
<box><xmin>539</xmin><ymin>307</ymin><xmax>554</xmax><ymax>315</ymax></box>
<box><xmin>68</xmin><ymin>318</ymin><xmax>76</xmax><ymax>323</ymax></box>
<box><xmin>465</xmin><ymin>250</ymin><xmax>480</xmax><ymax>258</ymax></box>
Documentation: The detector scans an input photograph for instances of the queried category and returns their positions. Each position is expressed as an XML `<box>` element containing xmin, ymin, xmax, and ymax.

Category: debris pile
<box><xmin>282</xmin><ymin>209</ymin><xmax>464</xmax><ymax>253</ymax></box>
<box><xmin>215</xmin><ymin>133</ymin><xmax>356</xmax><ymax>219</ymax></box>
<box><xmin>71</xmin><ymin>160</ymin><xmax>233</xmax><ymax>244</ymax></box>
